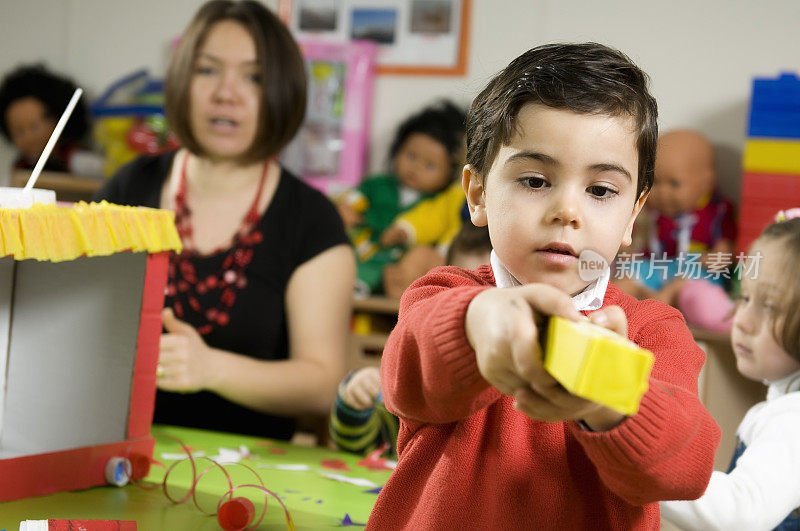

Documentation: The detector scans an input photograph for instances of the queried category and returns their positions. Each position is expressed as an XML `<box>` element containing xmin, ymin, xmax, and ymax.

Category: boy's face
<box><xmin>464</xmin><ymin>103</ymin><xmax>647</xmax><ymax>296</ymax></box>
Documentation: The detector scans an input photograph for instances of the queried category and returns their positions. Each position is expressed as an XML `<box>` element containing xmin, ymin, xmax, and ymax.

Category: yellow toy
<box><xmin>743</xmin><ymin>139</ymin><xmax>800</xmax><ymax>175</ymax></box>
<box><xmin>543</xmin><ymin>316</ymin><xmax>654</xmax><ymax>415</ymax></box>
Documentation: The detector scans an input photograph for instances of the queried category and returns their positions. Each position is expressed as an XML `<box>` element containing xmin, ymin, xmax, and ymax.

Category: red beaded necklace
<box><xmin>167</xmin><ymin>154</ymin><xmax>267</xmax><ymax>335</ymax></box>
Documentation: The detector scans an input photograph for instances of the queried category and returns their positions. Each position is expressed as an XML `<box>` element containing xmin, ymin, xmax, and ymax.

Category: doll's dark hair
<box><xmin>466</xmin><ymin>42</ymin><xmax>658</xmax><ymax>199</ymax></box>
<box><xmin>0</xmin><ymin>64</ymin><xmax>89</xmax><ymax>143</ymax></box>
<box><xmin>754</xmin><ymin>217</ymin><xmax>800</xmax><ymax>362</ymax></box>
<box><xmin>389</xmin><ymin>99</ymin><xmax>467</xmax><ymax>182</ymax></box>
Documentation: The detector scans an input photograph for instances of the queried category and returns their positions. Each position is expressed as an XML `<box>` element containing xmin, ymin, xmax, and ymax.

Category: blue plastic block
<box><xmin>748</xmin><ymin>72</ymin><xmax>800</xmax><ymax>138</ymax></box>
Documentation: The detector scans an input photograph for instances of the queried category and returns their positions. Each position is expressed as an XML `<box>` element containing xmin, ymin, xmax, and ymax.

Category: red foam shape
<box><xmin>268</xmin><ymin>447</ymin><xmax>286</xmax><ymax>454</ymax></box>
<box><xmin>128</xmin><ymin>452</ymin><xmax>151</xmax><ymax>481</ymax></box>
<box><xmin>320</xmin><ymin>458</ymin><xmax>351</xmax><ymax>471</ymax></box>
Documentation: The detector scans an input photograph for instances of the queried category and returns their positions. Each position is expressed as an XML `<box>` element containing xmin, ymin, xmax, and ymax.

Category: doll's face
<box><xmin>5</xmin><ymin>96</ymin><xmax>56</xmax><ymax>161</ymax></box>
<box><xmin>649</xmin><ymin>131</ymin><xmax>715</xmax><ymax>218</ymax></box>
<box><xmin>395</xmin><ymin>133</ymin><xmax>451</xmax><ymax>193</ymax></box>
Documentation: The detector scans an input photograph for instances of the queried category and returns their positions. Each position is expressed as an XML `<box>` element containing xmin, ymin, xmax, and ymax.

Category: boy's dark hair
<box><xmin>389</xmin><ymin>99</ymin><xmax>467</xmax><ymax>182</ymax></box>
<box><xmin>165</xmin><ymin>0</ymin><xmax>306</xmax><ymax>164</ymax></box>
<box><xmin>446</xmin><ymin>222</ymin><xmax>492</xmax><ymax>265</ymax></box>
<box><xmin>756</xmin><ymin>217</ymin><xmax>800</xmax><ymax>362</ymax></box>
<box><xmin>466</xmin><ymin>42</ymin><xmax>658</xmax><ymax>199</ymax></box>
<box><xmin>0</xmin><ymin>64</ymin><xmax>89</xmax><ymax>143</ymax></box>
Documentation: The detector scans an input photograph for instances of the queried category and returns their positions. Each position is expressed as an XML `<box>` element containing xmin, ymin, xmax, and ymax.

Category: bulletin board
<box><xmin>279</xmin><ymin>0</ymin><xmax>471</xmax><ymax>76</ymax></box>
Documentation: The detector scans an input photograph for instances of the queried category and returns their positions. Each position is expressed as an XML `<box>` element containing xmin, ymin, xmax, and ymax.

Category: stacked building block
<box><xmin>739</xmin><ymin>72</ymin><xmax>800</xmax><ymax>253</ymax></box>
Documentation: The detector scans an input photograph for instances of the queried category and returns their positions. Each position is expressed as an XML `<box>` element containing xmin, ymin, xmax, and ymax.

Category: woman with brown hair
<box><xmin>96</xmin><ymin>0</ymin><xmax>354</xmax><ymax>440</ymax></box>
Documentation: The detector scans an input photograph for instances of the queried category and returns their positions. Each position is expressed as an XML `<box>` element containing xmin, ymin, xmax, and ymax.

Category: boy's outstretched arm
<box><xmin>568</xmin><ymin>301</ymin><xmax>721</xmax><ymax>505</ymax></box>
<box><xmin>381</xmin><ymin>267</ymin><xmax>581</xmax><ymax>425</ymax></box>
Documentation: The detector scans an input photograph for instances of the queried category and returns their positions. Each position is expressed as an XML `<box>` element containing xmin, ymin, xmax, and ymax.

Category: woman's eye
<box><xmin>247</xmin><ymin>72</ymin><xmax>261</xmax><ymax>83</ymax></box>
<box><xmin>196</xmin><ymin>66</ymin><xmax>216</xmax><ymax>75</ymax></box>
<box><xmin>523</xmin><ymin>177</ymin><xmax>547</xmax><ymax>189</ymax></box>
<box><xmin>588</xmin><ymin>185</ymin><xmax>616</xmax><ymax>198</ymax></box>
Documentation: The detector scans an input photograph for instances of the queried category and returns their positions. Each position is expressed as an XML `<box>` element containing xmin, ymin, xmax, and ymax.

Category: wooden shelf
<box><xmin>11</xmin><ymin>170</ymin><xmax>104</xmax><ymax>203</ymax></box>
<box><xmin>352</xmin><ymin>296</ymin><xmax>400</xmax><ymax>314</ymax></box>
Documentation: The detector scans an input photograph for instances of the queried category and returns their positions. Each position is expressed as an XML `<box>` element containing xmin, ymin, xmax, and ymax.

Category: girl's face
<box><xmin>189</xmin><ymin>20</ymin><xmax>261</xmax><ymax>162</ymax></box>
<box><xmin>732</xmin><ymin>238</ymin><xmax>800</xmax><ymax>383</ymax></box>
<box><xmin>395</xmin><ymin>133</ymin><xmax>451</xmax><ymax>193</ymax></box>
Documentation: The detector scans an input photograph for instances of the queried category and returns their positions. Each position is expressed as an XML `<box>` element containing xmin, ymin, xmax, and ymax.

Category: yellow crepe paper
<box><xmin>543</xmin><ymin>316</ymin><xmax>654</xmax><ymax>416</ymax></box>
<box><xmin>0</xmin><ymin>201</ymin><xmax>182</xmax><ymax>262</ymax></box>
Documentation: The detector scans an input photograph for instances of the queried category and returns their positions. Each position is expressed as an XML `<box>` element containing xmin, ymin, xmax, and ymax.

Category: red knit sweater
<box><xmin>367</xmin><ymin>265</ymin><xmax>720</xmax><ymax>530</ymax></box>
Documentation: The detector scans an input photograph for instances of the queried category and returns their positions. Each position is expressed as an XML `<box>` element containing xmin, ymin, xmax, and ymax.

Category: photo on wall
<box><xmin>280</xmin><ymin>0</ymin><xmax>470</xmax><ymax>76</ymax></box>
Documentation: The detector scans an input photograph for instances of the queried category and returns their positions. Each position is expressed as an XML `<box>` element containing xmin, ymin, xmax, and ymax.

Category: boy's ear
<box><xmin>462</xmin><ymin>165</ymin><xmax>488</xmax><ymax>227</ymax></box>
<box><xmin>622</xmin><ymin>190</ymin><xmax>650</xmax><ymax>247</ymax></box>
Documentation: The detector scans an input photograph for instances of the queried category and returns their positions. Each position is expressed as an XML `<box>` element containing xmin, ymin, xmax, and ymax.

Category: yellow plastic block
<box><xmin>743</xmin><ymin>139</ymin><xmax>800</xmax><ymax>175</ymax></box>
<box><xmin>543</xmin><ymin>317</ymin><xmax>654</xmax><ymax>415</ymax></box>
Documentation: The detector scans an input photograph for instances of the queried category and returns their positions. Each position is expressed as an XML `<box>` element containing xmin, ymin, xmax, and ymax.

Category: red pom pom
<box><xmin>217</xmin><ymin>497</ymin><xmax>255</xmax><ymax>531</ymax></box>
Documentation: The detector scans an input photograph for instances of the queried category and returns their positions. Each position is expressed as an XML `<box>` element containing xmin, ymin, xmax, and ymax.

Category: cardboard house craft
<box><xmin>0</xmin><ymin>200</ymin><xmax>181</xmax><ymax>502</ymax></box>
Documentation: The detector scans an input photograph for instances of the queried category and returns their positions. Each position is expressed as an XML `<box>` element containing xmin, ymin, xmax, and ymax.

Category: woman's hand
<box><xmin>157</xmin><ymin>308</ymin><xmax>216</xmax><ymax>393</ymax></box>
<box><xmin>343</xmin><ymin>366</ymin><xmax>382</xmax><ymax>410</ymax></box>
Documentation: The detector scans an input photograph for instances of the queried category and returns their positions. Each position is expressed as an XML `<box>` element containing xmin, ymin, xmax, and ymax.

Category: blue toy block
<box><xmin>748</xmin><ymin>72</ymin><xmax>800</xmax><ymax>139</ymax></box>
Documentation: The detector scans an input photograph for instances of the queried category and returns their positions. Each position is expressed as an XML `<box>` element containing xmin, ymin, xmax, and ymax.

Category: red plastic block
<box><xmin>738</xmin><ymin>172</ymin><xmax>800</xmax><ymax>252</ymax></box>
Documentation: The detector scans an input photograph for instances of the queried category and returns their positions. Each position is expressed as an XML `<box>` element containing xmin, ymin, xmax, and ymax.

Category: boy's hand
<box><xmin>343</xmin><ymin>366</ymin><xmax>382</xmax><ymax>410</ymax></box>
<box><xmin>465</xmin><ymin>284</ymin><xmax>582</xmax><ymax>396</ymax></box>
<box><xmin>513</xmin><ymin>305</ymin><xmax>629</xmax><ymax>431</ymax></box>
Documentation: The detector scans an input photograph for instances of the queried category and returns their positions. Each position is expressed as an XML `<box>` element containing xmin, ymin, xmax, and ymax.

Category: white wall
<box><xmin>2</xmin><ymin>0</ymin><xmax>799</xmax><ymax>202</ymax></box>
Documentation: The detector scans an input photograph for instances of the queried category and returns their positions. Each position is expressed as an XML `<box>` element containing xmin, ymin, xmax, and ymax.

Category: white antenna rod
<box><xmin>24</xmin><ymin>88</ymin><xmax>83</xmax><ymax>191</ymax></box>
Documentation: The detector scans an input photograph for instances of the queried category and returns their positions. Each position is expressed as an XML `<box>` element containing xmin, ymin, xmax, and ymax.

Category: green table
<box><xmin>0</xmin><ymin>425</ymin><xmax>392</xmax><ymax>530</ymax></box>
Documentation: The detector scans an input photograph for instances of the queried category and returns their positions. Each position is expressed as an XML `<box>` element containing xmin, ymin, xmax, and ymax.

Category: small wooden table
<box><xmin>11</xmin><ymin>170</ymin><xmax>104</xmax><ymax>203</ymax></box>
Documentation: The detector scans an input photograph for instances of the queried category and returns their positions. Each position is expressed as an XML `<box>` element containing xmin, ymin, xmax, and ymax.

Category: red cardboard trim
<box><xmin>127</xmin><ymin>251</ymin><xmax>169</xmax><ymax>438</ymax></box>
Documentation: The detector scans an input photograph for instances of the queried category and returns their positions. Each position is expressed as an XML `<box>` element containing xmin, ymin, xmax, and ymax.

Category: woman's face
<box><xmin>189</xmin><ymin>20</ymin><xmax>261</xmax><ymax>162</ymax></box>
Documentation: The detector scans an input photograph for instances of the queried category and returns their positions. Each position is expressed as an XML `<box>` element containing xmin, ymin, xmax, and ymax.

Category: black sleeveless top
<box><xmin>95</xmin><ymin>151</ymin><xmax>348</xmax><ymax>439</ymax></box>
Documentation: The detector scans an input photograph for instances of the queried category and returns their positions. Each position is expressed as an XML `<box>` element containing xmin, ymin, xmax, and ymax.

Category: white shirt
<box><xmin>489</xmin><ymin>250</ymin><xmax>610</xmax><ymax>311</ymax></box>
<box><xmin>660</xmin><ymin>370</ymin><xmax>800</xmax><ymax>530</ymax></box>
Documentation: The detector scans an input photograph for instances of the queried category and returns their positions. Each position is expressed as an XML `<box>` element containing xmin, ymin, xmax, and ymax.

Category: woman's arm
<box><xmin>158</xmin><ymin>244</ymin><xmax>355</xmax><ymax>416</ymax></box>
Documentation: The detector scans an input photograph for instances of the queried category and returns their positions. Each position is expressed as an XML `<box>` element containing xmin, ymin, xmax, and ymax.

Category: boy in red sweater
<box><xmin>367</xmin><ymin>43</ymin><xmax>721</xmax><ymax>530</ymax></box>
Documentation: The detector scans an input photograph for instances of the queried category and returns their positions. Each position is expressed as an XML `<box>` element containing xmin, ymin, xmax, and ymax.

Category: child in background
<box><xmin>0</xmin><ymin>64</ymin><xmax>99</xmax><ymax>175</ymax></box>
<box><xmin>337</xmin><ymin>100</ymin><xmax>466</xmax><ymax>295</ymax></box>
<box><xmin>367</xmin><ymin>43</ymin><xmax>720</xmax><ymax>530</ymax></box>
<box><xmin>661</xmin><ymin>211</ymin><xmax>800</xmax><ymax>530</ymax></box>
<box><xmin>330</xmin><ymin>223</ymin><xmax>492</xmax><ymax>457</ymax></box>
<box><xmin>445</xmin><ymin>222</ymin><xmax>492</xmax><ymax>270</ymax></box>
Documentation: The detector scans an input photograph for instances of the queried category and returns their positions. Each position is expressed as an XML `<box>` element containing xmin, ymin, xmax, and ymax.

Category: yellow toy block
<box><xmin>743</xmin><ymin>139</ymin><xmax>800</xmax><ymax>175</ymax></box>
<box><xmin>543</xmin><ymin>317</ymin><xmax>654</xmax><ymax>415</ymax></box>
